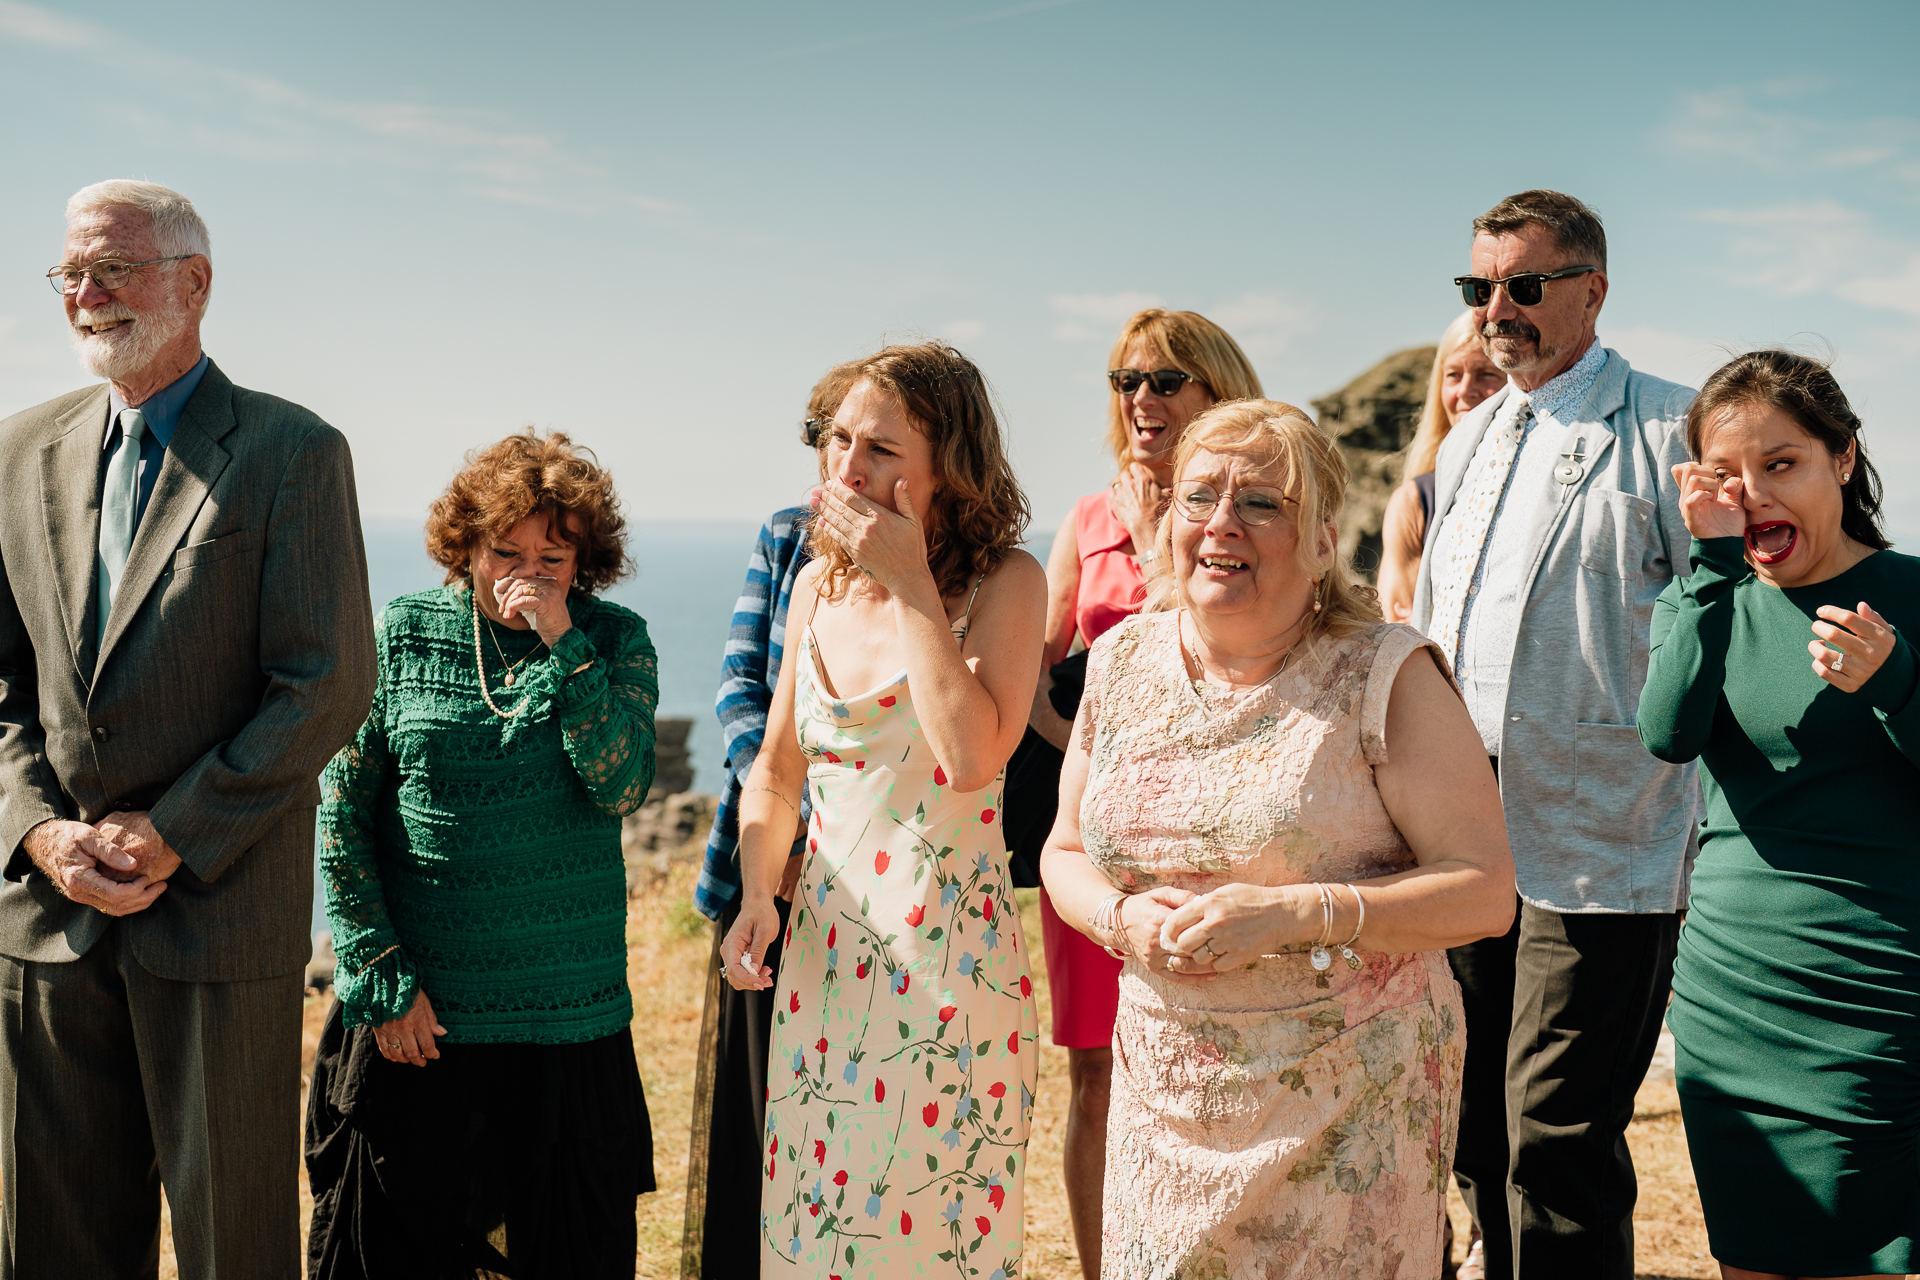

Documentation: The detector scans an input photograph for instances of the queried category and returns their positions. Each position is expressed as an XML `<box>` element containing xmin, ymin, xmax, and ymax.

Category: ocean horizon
<box><xmin>315</xmin><ymin>516</ymin><xmax>1056</xmax><ymax>933</ymax></box>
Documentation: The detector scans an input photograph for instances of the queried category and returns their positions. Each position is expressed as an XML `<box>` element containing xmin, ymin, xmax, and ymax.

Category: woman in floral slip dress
<box><xmin>1041</xmin><ymin>401</ymin><xmax>1516</xmax><ymax>1280</ymax></box>
<box><xmin>721</xmin><ymin>343</ymin><xmax>1046</xmax><ymax>1280</ymax></box>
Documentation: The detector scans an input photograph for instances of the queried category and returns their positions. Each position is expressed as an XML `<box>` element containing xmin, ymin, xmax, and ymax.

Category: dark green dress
<box><xmin>1639</xmin><ymin>537</ymin><xmax>1920</xmax><ymax>1276</ymax></box>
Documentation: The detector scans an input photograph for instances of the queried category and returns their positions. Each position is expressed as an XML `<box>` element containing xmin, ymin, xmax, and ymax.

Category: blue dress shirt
<box><xmin>103</xmin><ymin>352</ymin><xmax>209</xmax><ymax>527</ymax></box>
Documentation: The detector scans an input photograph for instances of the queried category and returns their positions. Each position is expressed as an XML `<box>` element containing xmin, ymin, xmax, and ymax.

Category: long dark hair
<box><xmin>1685</xmin><ymin>350</ymin><xmax>1890</xmax><ymax>551</ymax></box>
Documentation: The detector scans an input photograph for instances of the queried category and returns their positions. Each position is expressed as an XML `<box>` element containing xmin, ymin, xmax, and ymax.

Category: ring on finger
<box><xmin>1833</xmin><ymin>650</ymin><xmax>1846</xmax><ymax>672</ymax></box>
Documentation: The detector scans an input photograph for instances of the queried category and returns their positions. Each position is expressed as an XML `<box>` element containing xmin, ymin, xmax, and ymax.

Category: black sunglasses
<box><xmin>1108</xmin><ymin>367</ymin><xmax>1207</xmax><ymax>397</ymax></box>
<box><xmin>1453</xmin><ymin>265</ymin><xmax>1597</xmax><ymax>309</ymax></box>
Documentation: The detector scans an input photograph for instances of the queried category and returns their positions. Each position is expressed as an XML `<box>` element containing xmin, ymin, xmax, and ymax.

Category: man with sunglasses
<box><xmin>0</xmin><ymin>181</ymin><xmax>376</xmax><ymax>1278</ymax></box>
<box><xmin>1412</xmin><ymin>190</ymin><xmax>1698</xmax><ymax>1280</ymax></box>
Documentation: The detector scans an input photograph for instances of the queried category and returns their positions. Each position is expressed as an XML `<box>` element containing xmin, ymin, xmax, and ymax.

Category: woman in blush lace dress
<box><xmin>1041</xmin><ymin>400</ymin><xmax>1515</xmax><ymax>1279</ymax></box>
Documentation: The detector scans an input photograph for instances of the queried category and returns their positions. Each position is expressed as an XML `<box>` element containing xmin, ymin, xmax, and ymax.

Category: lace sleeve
<box><xmin>549</xmin><ymin>611</ymin><xmax>660</xmax><ymax>816</ymax></box>
<box><xmin>316</xmin><ymin>646</ymin><xmax>419</xmax><ymax>1027</ymax></box>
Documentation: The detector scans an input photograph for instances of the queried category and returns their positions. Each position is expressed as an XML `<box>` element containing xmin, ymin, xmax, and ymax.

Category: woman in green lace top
<box><xmin>1639</xmin><ymin>352</ymin><xmax>1920</xmax><ymax>1279</ymax></box>
<box><xmin>305</xmin><ymin>430</ymin><xmax>659</xmax><ymax>1280</ymax></box>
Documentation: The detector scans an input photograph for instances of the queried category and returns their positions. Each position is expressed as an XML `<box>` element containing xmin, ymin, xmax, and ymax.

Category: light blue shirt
<box><xmin>103</xmin><ymin>352</ymin><xmax>209</xmax><ymax>527</ymax></box>
<box><xmin>1453</xmin><ymin>337</ymin><xmax>1607</xmax><ymax>752</ymax></box>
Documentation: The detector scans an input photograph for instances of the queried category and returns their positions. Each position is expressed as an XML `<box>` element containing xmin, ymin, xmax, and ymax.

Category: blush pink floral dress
<box><xmin>759</xmin><ymin>626</ymin><xmax>1039</xmax><ymax>1279</ymax></box>
<box><xmin>1079</xmin><ymin>612</ymin><xmax>1466</xmax><ymax>1280</ymax></box>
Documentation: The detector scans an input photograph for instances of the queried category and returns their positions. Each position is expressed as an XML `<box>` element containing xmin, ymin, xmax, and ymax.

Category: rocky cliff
<box><xmin>1309</xmin><ymin>345</ymin><xmax>1435</xmax><ymax>582</ymax></box>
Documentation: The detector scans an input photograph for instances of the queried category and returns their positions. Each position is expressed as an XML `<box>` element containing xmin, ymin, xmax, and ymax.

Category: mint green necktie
<box><xmin>96</xmin><ymin>408</ymin><xmax>147</xmax><ymax>648</ymax></box>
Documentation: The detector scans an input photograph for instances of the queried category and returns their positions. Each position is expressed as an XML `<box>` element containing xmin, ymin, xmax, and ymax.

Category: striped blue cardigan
<box><xmin>693</xmin><ymin>506</ymin><xmax>814</xmax><ymax>920</ymax></box>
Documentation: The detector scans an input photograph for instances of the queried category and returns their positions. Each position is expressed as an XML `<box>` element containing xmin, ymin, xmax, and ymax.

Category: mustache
<box><xmin>1481</xmin><ymin>318</ymin><xmax>1540</xmax><ymax>343</ymax></box>
<box><xmin>72</xmin><ymin>302</ymin><xmax>139</xmax><ymax>333</ymax></box>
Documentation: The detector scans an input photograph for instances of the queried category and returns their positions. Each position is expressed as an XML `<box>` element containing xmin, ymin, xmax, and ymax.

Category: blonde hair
<box><xmin>1142</xmin><ymin>399</ymin><xmax>1380</xmax><ymax>656</ymax></box>
<box><xmin>808</xmin><ymin>342</ymin><xmax>1030</xmax><ymax>603</ymax></box>
<box><xmin>1104</xmin><ymin>309</ymin><xmax>1263</xmax><ymax>471</ymax></box>
<box><xmin>1403</xmin><ymin>311</ymin><xmax>1482</xmax><ymax>479</ymax></box>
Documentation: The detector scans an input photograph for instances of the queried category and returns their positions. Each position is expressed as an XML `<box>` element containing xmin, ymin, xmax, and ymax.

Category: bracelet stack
<box><xmin>1306</xmin><ymin>883</ymin><xmax>1367</xmax><ymax>973</ymax></box>
<box><xmin>1088</xmin><ymin>891</ymin><xmax>1131</xmax><ymax>960</ymax></box>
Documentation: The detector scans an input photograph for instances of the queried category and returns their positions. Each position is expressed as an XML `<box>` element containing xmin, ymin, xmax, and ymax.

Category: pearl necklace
<box><xmin>473</xmin><ymin>593</ymin><xmax>540</xmax><ymax>719</ymax></box>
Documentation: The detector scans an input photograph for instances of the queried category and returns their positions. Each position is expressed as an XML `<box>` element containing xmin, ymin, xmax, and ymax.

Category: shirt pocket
<box><xmin>1577</xmin><ymin>490</ymin><xmax>1655</xmax><ymax>579</ymax></box>
<box><xmin>1572</xmin><ymin>721</ymin><xmax>1691</xmax><ymax>844</ymax></box>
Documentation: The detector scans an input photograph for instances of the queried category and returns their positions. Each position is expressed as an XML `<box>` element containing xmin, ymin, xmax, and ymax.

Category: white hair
<box><xmin>66</xmin><ymin>180</ymin><xmax>211</xmax><ymax>261</ymax></box>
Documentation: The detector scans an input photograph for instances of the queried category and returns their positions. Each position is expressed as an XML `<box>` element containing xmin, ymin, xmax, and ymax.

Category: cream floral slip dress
<box><xmin>760</xmin><ymin>588</ymin><xmax>1038</xmax><ymax>1279</ymax></box>
<box><xmin>1080</xmin><ymin>612</ymin><xmax>1466</xmax><ymax>1280</ymax></box>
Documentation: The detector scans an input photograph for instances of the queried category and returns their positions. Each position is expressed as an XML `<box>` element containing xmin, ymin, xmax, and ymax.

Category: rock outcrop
<box><xmin>1310</xmin><ymin>345</ymin><xmax>1436</xmax><ymax>582</ymax></box>
<box><xmin>652</xmin><ymin>717</ymin><xmax>695</xmax><ymax>798</ymax></box>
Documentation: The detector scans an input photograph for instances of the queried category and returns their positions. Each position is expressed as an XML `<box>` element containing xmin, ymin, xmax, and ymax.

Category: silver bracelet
<box><xmin>1336</xmin><ymin>884</ymin><xmax>1366</xmax><ymax>971</ymax></box>
<box><xmin>1087</xmin><ymin>891</ymin><xmax>1130</xmax><ymax>959</ymax></box>
<box><xmin>1308</xmin><ymin>883</ymin><xmax>1336</xmax><ymax>972</ymax></box>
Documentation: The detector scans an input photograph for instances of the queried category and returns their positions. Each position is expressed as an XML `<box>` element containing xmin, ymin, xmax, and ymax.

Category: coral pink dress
<box><xmin>1038</xmin><ymin>491</ymin><xmax>1146</xmax><ymax>1048</ymax></box>
<box><xmin>1080</xmin><ymin>613</ymin><xmax>1466</xmax><ymax>1279</ymax></box>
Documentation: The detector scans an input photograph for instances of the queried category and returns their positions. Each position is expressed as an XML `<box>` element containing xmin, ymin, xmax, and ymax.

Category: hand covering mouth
<box><xmin>1746</xmin><ymin>521</ymin><xmax>1796</xmax><ymax>564</ymax></box>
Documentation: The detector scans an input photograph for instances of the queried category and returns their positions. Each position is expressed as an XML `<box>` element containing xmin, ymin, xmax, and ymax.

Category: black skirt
<box><xmin>305</xmin><ymin>1001</ymin><xmax>654</xmax><ymax>1280</ymax></box>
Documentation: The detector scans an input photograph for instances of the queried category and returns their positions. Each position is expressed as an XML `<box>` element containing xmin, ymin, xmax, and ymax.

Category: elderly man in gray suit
<box><xmin>0</xmin><ymin>181</ymin><xmax>376</xmax><ymax>1278</ymax></box>
<box><xmin>1412</xmin><ymin>190</ymin><xmax>1698</xmax><ymax>1280</ymax></box>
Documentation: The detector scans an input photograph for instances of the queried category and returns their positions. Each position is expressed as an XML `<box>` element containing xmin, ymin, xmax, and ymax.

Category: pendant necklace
<box><xmin>485</xmin><ymin>614</ymin><xmax>547</xmax><ymax>687</ymax></box>
<box><xmin>473</xmin><ymin>593</ymin><xmax>542</xmax><ymax>719</ymax></box>
<box><xmin>1180</xmin><ymin>610</ymin><xmax>1291</xmax><ymax>703</ymax></box>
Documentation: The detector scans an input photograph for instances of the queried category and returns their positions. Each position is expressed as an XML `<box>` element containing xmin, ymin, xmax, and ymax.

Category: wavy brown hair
<box><xmin>1143</xmin><ymin>399</ymin><xmax>1381</xmax><ymax>657</ymax></box>
<box><xmin>1686</xmin><ymin>349</ymin><xmax>1889</xmax><ymax>551</ymax></box>
<box><xmin>426</xmin><ymin>429</ymin><xmax>632</xmax><ymax>591</ymax></box>
<box><xmin>810</xmin><ymin>342</ymin><xmax>1030</xmax><ymax>603</ymax></box>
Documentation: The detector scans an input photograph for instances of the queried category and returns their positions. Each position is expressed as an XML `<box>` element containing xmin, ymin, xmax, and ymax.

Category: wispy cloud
<box><xmin>1049</xmin><ymin>291</ymin><xmax>1164</xmax><ymax>342</ymax></box>
<box><xmin>1659</xmin><ymin>82</ymin><xmax>1920</xmax><ymax>186</ymax></box>
<box><xmin>0</xmin><ymin>0</ymin><xmax>684</xmax><ymax>218</ymax></box>
<box><xmin>1204</xmin><ymin>291</ymin><xmax>1313</xmax><ymax>361</ymax></box>
<box><xmin>1696</xmin><ymin>200</ymin><xmax>1920</xmax><ymax>320</ymax></box>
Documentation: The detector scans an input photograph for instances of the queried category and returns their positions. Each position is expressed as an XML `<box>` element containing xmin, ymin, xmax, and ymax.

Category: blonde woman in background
<box><xmin>1377</xmin><ymin>312</ymin><xmax>1507</xmax><ymax>622</ymax></box>
<box><xmin>1041</xmin><ymin>399</ymin><xmax>1514</xmax><ymax>1278</ymax></box>
<box><xmin>1027</xmin><ymin>308</ymin><xmax>1261</xmax><ymax>1278</ymax></box>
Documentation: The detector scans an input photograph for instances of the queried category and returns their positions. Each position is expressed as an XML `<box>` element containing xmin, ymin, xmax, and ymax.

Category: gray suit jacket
<box><xmin>1412</xmin><ymin>349</ymin><xmax>1701</xmax><ymax>913</ymax></box>
<box><xmin>0</xmin><ymin>360</ymin><xmax>377</xmax><ymax>980</ymax></box>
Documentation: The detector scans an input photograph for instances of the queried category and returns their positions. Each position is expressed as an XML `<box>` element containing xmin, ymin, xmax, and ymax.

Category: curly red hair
<box><xmin>425</xmin><ymin>429</ymin><xmax>632</xmax><ymax>591</ymax></box>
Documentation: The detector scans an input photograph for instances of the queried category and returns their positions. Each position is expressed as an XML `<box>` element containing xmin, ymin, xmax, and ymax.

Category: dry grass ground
<box><xmin>150</xmin><ymin>867</ymin><xmax>1716</xmax><ymax>1278</ymax></box>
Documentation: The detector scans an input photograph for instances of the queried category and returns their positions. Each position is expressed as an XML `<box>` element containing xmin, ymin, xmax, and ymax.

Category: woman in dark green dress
<box><xmin>1639</xmin><ymin>351</ymin><xmax>1920</xmax><ymax>1280</ymax></box>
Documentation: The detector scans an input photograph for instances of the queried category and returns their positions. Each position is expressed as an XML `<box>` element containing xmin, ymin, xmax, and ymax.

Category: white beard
<box><xmin>69</xmin><ymin>295</ymin><xmax>189</xmax><ymax>383</ymax></box>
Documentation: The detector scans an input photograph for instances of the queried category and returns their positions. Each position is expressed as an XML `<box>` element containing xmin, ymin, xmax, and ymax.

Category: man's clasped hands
<box><xmin>22</xmin><ymin>810</ymin><xmax>180</xmax><ymax>916</ymax></box>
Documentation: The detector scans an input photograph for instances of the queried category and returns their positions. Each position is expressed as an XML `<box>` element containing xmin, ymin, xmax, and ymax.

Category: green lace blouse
<box><xmin>319</xmin><ymin>585</ymin><xmax>658</xmax><ymax>1044</ymax></box>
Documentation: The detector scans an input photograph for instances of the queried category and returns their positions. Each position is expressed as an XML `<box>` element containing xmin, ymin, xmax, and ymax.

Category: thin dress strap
<box><xmin>950</xmin><ymin>574</ymin><xmax>988</xmax><ymax>642</ymax></box>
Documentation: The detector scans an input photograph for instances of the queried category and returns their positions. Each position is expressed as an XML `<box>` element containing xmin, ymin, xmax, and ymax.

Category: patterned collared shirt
<box><xmin>693</xmin><ymin>507</ymin><xmax>815</xmax><ymax>920</ymax></box>
<box><xmin>1449</xmin><ymin>337</ymin><xmax>1607</xmax><ymax>753</ymax></box>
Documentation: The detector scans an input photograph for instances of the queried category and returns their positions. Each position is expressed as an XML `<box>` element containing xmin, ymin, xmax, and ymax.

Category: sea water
<box><xmin>313</xmin><ymin>518</ymin><xmax>1055</xmax><ymax>933</ymax></box>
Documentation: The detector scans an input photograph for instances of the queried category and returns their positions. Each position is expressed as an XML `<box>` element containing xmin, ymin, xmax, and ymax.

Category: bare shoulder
<box><xmin>983</xmin><ymin>548</ymin><xmax>1046</xmax><ymax>598</ymax></box>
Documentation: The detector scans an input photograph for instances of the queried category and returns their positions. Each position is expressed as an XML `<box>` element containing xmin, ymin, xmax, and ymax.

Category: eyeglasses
<box><xmin>1108</xmin><ymin>367</ymin><xmax>1208</xmax><ymax>397</ymax></box>
<box><xmin>1452</xmin><ymin>265</ymin><xmax>1597</xmax><ymax>309</ymax></box>
<box><xmin>1172</xmin><ymin>481</ymin><xmax>1297</xmax><ymax>526</ymax></box>
<box><xmin>46</xmin><ymin>255</ymin><xmax>194</xmax><ymax>295</ymax></box>
<box><xmin>802</xmin><ymin>416</ymin><xmax>829</xmax><ymax>447</ymax></box>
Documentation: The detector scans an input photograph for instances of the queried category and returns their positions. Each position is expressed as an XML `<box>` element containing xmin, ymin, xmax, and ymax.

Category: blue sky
<box><xmin>2</xmin><ymin>0</ymin><xmax>1915</xmax><ymax>543</ymax></box>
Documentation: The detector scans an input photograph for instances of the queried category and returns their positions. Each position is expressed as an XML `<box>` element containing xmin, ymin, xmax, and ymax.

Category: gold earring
<box><xmin>1312</xmin><ymin>578</ymin><xmax>1323</xmax><ymax>614</ymax></box>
